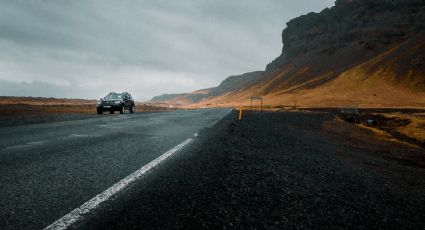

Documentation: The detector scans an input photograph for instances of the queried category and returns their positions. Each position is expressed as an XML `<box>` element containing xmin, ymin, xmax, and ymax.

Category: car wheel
<box><xmin>97</xmin><ymin>109</ymin><xmax>103</xmax><ymax>115</ymax></box>
<box><xmin>110</xmin><ymin>110</ymin><xmax>114</xmax><ymax>114</ymax></box>
<box><xmin>130</xmin><ymin>105</ymin><xmax>135</xmax><ymax>113</ymax></box>
<box><xmin>120</xmin><ymin>106</ymin><xmax>125</xmax><ymax>114</ymax></box>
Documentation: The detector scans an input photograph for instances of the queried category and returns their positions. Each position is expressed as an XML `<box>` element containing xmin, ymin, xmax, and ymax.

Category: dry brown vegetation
<box><xmin>334</xmin><ymin>110</ymin><xmax>425</xmax><ymax>149</ymax></box>
<box><xmin>0</xmin><ymin>96</ymin><xmax>167</xmax><ymax>115</ymax></box>
<box><xmin>379</xmin><ymin>113</ymin><xmax>425</xmax><ymax>143</ymax></box>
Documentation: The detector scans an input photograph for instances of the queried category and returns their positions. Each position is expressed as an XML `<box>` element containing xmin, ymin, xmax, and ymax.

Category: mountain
<box><xmin>150</xmin><ymin>89</ymin><xmax>213</xmax><ymax>106</ymax></box>
<box><xmin>150</xmin><ymin>71</ymin><xmax>264</xmax><ymax>105</ymax></box>
<box><xmin>151</xmin><ymin>0</ymin><xmax>425</xmax><ymax>108</ymax></box>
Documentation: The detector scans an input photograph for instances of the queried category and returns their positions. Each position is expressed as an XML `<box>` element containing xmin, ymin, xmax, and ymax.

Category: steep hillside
<box><xmin>199</xmin><ymin>32</ymin><xmax>425</xmax><ymax>108</ymax></box>
<box><xmin>208</xmin><ymin>71</ymin><xmax>264</xmax><ymax>96</ymax></box>
<box><xmin>152</xmin><ymin>0</ymin><xmax>425</xmax><ymax>108</ymax></box>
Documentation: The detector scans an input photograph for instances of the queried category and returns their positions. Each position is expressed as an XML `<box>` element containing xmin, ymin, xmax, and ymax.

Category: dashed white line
<box><xmin>210</xmin><ymin>116</ymin><xmax>226</xmax><ymax>127</ymax></box>
<box><xmin>5</xmin><ymin>140</ymin><xmax>48</xmax><ymax>150</ymax></box>
<box><xmin>69</xmin><ymin>134</ymin><xmax>91</xmax><ymax>138</ymax></box>
<box><xmin>44</xmin><ymin>137</ymin><xmax>194</xmax><ymax>230</ymax></box>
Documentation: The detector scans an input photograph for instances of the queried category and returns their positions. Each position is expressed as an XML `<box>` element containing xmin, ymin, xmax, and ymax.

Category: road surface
<box><xmin>0</xmin><ymin>109</ymin><xmax>231</xmax><ymax>230</ymax></box>
<box><xmin>2</xmin><ymin>109</ymin><xmax>425</xmax><ymax>229</ymax></box>
<box><xmin>84</xmin><ymin>111</ymin><xmax>425</xmax><ymax>229</ymax></box>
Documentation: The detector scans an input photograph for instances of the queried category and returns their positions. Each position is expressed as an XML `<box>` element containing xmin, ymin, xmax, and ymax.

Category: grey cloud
<box><xmin>0</xmin><ymin>79</ymin><xmax>88</xmax><ymax>99</ymax></box>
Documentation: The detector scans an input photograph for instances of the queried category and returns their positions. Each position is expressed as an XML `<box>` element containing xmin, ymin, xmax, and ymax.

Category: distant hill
<box><xmin>150</xmin><ymin>89</ymin><xmax>213</xmax><ymax>106</ymax></box>
<box><xmin>149</xmin><ymin>71</ymin><xmax>264</xmax><ymax>105</ymax></box>
<box><xmin>151</xmin><ymin>0</ymin><xmax>425</xmax><ymax>108</ymax></box>
<box><xmin>0</xmin><ymin>96</ymin><xmax>96</xmax><ymax>105</ymax></box>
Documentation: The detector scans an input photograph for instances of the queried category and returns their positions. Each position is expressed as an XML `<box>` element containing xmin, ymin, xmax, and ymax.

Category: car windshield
<box><xmin>103</xmin><ymin>93</ymin><xmax>123</xmax><ymax>100</ymax></box>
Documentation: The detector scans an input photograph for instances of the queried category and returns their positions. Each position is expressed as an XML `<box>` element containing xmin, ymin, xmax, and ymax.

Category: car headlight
<box><xmin>96</xmin><ymin>101</ymin><xmax>102</xmax><ymax>105</ymax></box>
<box><xmin>114</xmin><ymin>100</ymin><xmax>121</xmax><ymax>104</ymax></box>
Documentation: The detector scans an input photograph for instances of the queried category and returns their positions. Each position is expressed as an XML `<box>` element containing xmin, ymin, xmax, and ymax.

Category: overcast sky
<box><xmin>0</xmin><ymin>0</ymin><xmax>334</xmax><ymax>101</ymax></box>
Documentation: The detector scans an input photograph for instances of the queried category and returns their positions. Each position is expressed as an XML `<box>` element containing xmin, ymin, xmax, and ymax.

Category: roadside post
<box><xmin>250</xmin><ymin>96</ymin><xmax>263</xmax><ymax>113</ymax></box>
<box><xmin>260</xmin><ymin>98</ymin><xmax>263</xmax><ymax>113</ymax></box>
<box><xmin>249</xmin><ymin>97</ymin><xmax>252</xmax><ymax>114</ymax></box>
<box><xmin>239</xmin><ymin>106</ymin><xmax>243</xmax><ymax>121</ymax></box>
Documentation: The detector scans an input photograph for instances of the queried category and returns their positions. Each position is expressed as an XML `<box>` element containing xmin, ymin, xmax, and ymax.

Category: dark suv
<box><xmin>96</xmin><ymin>92</ymin><xmax>136</xmax><ymax>114</ymax></box>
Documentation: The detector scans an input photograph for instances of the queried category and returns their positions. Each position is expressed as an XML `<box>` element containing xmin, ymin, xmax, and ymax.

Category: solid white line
<box><xmin>44</xmin><ymin>137</ymin><xmax>194</xmax><ymax>230</ymax></box>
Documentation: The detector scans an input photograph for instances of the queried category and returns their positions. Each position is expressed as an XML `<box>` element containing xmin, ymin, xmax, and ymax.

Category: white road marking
<box><xmin>210</xmin><ymin>117</ymin><xmax>225</xmax><ymax>127</ymax></box>
<box><xmin>96</xmin><ymin>124</ymin><xmax>126</xmax><ymax>129</ymax></box>
<box><xmin>44</xmin><ymin>137</ymin><xmax>194</xmax><ymax>230</ymax></box>
<box><xmin>27</xmin><ymin>141</ymin><xmax>47</xmax><ymax>145</ymax></box>
<box><xmin>69</xmin><ymin>134</ymin><xmax>91</xmax><ymax>138</ymax></box>
<box><xmin>210</xmin><ymin>120</ymin><xmax>218</xmax><ymax>127</ymax></box>
<box><xmin>5</xmin><ymin>140</ymin><xmax>48</xmax><ymax>150</ymax></box>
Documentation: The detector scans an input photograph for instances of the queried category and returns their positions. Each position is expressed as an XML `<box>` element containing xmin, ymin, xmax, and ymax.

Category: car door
<box><xmin>127</xmin><ymin>94</ymin><xmax>134</xmax><ymax>108</ymax></box>
<box><xmin>124</xmin><ymin>93</ymin><xmax>132</xmax><ymax>109</ymax></box>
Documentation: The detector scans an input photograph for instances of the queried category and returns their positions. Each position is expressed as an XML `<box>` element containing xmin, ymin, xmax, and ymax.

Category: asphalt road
<box><xmin>81</xmin><ymin>111</ymin><xmax>425</xmax><ymax>229</ymax></box>
<box><xmin>0</xmin><ymin>109</ymin><xmax>231</xmax><ymax>230</ymax></box>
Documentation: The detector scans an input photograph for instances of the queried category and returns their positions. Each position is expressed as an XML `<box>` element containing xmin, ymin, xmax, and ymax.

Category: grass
<box><xmin>383</xmin><ymin>113</ymin><xmax>425</xmax><ymax>143</ymax></box>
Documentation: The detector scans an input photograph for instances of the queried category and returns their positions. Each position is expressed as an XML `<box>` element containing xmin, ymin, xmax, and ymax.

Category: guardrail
<box><xmin>340</xmin><ymin>104</ymin><xmax>359</xmax><ymax>114</ymax></box>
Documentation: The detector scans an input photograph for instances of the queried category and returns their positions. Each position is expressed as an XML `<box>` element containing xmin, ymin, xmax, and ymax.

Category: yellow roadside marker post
<box><xmin>239</xmin><ymin>106</ymin><xmax>243</xmax><ymax>121</ymax></box>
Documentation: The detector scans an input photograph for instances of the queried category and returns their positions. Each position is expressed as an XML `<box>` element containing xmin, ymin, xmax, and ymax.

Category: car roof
<box><xmin>107</xmin><ymin>92</ymin><xmax>131</xmax><ymax>96</ymax></box>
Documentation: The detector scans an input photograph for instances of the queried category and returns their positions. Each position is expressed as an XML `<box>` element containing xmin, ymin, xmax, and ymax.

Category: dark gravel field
<box><xmin>80</xmin><ymin>111</ymin><xmax>425</xmax><ymax>229</ymax></box>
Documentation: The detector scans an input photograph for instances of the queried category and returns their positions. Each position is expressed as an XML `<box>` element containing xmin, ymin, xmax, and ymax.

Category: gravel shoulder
<box><xmin>80</xmin><ymin>111</ymin><xmax>425</xmax><ymax>229</ymax></box>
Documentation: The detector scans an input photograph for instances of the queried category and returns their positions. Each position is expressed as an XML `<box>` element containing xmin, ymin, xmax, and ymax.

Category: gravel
<box><xmin>80</xmin><ymin>111</ymin><xmax>425</xmax><ymax>229</ymax></box>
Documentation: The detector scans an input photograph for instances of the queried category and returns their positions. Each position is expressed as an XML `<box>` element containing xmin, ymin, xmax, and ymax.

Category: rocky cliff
<box><xmin>267</xmin><ymin>0</ymin><xmax>425</xmax><ymax>77</ymax></box>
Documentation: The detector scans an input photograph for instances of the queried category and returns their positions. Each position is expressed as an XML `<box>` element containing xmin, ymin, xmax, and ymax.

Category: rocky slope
<box><xmin>152</xmin><ymin>0</ymin><xmax>425</xmax><ymax>108</ymax></box>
